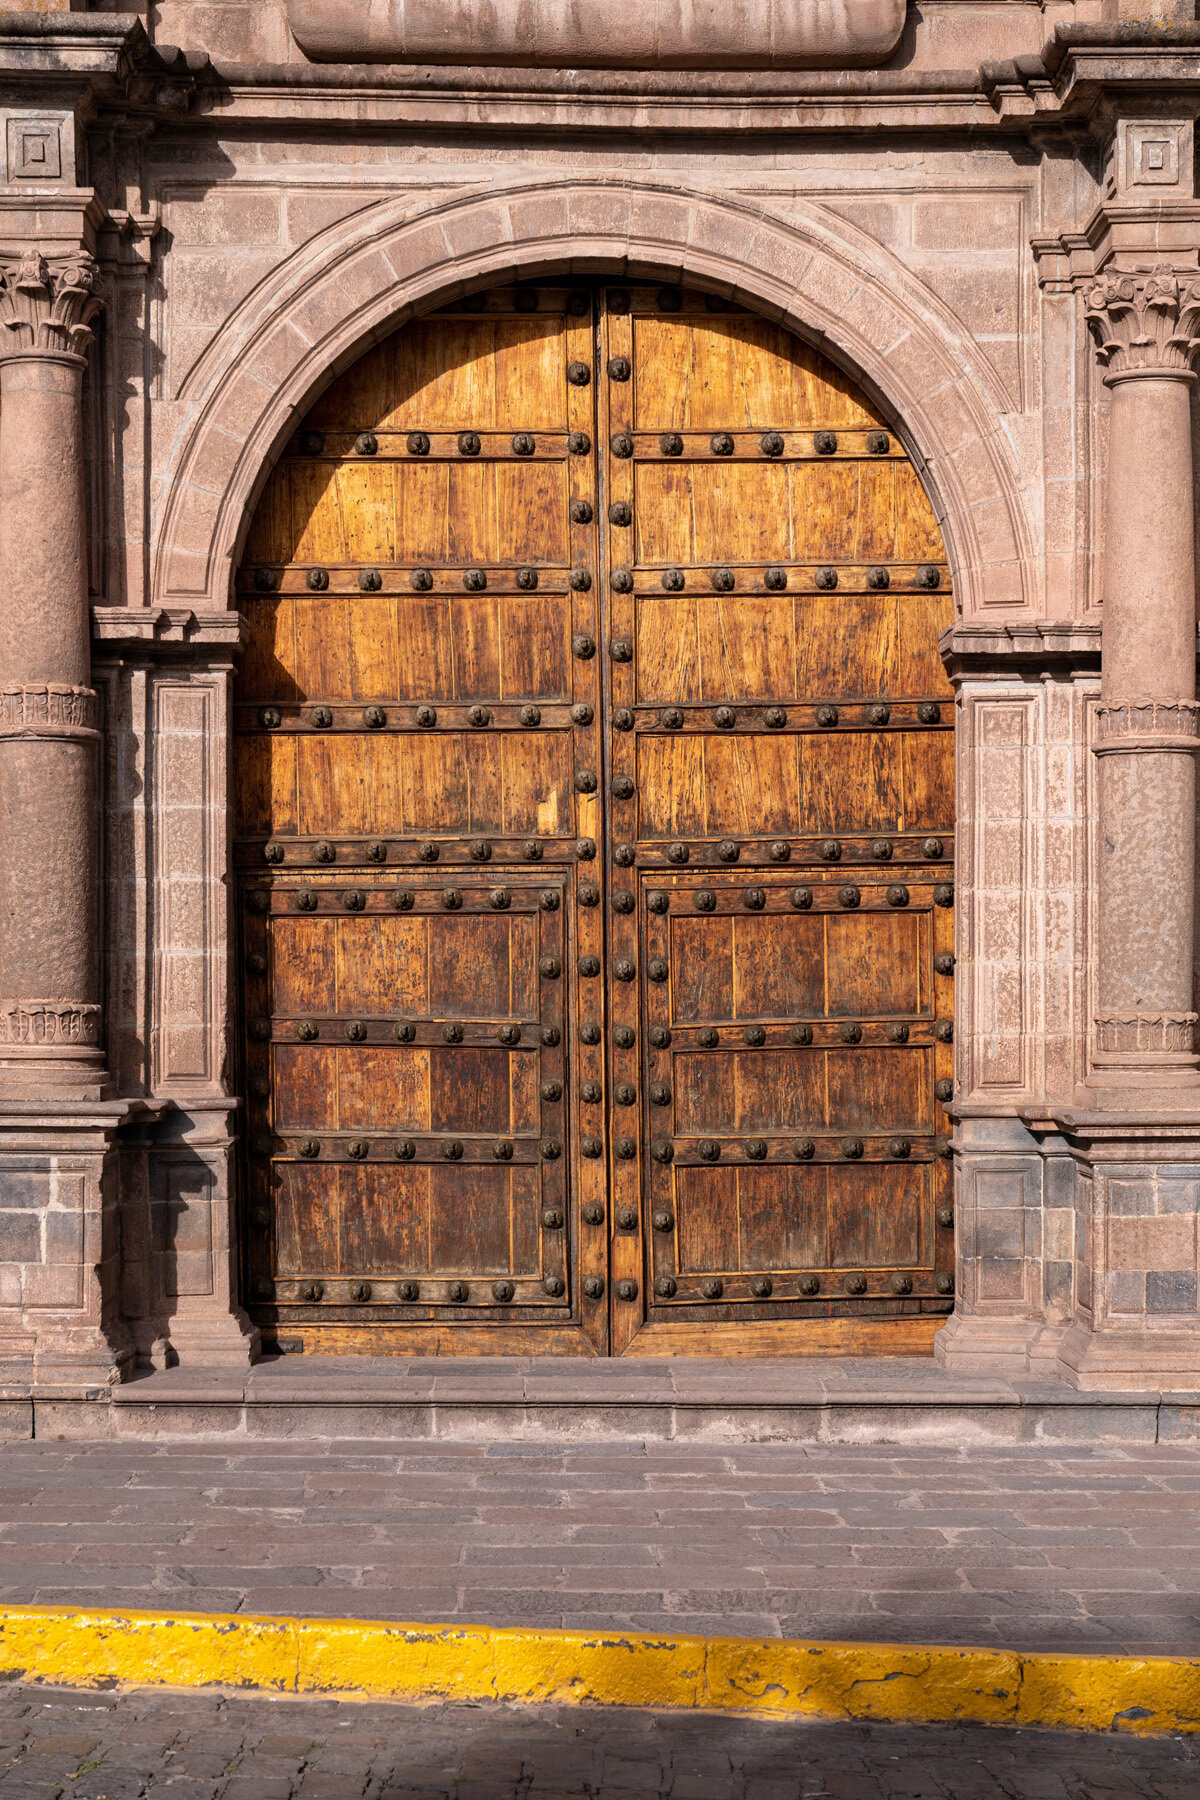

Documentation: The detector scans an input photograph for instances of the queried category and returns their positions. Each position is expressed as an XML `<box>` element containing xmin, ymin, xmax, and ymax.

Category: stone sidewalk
<box><xmin>0</xmin><ymin>1437</ymin><xmax>1198</xmax><ymax>1653</ymax></box>
<box><xmin>0</xmin><ymin>1685</ymin><xmax>1197</xmax><ymax>1800</ymax></box>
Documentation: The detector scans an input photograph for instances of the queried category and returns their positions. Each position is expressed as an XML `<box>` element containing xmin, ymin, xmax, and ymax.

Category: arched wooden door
<box><xmin>234</xmin><ymin>281</ymin><xmax>955</xmax><ymax>1357</ymax></box>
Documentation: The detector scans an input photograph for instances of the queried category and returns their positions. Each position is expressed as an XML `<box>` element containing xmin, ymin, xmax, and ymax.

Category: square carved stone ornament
<box><xmin>287</xmin><ymin>0</ymin><xmax>908</xmax><ymax>70</ymax></box>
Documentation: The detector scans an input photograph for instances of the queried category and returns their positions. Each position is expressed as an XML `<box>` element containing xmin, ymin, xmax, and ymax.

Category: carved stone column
<box><xmin>0</xmin><ymin>251</ymin><xmax>106</xmax><ymax>1098</ymax></box>
<box><xmin>1084</xmin><ymin>270</ymin><xmax>1200</xmax><ymax>1096</ymax></box>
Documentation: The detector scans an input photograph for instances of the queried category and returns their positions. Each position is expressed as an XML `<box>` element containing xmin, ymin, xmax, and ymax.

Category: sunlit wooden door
<box><xmin>234</xmin><ymin>281</ymin><xmax>956</xmax><ymax>1356</ymax></box>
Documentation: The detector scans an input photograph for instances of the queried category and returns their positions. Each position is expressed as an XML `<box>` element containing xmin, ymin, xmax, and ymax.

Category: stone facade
<box><xmin>2</xmin><ymin>1</ymin><xmax>1200</xmax><ymax>1394</ymax></box>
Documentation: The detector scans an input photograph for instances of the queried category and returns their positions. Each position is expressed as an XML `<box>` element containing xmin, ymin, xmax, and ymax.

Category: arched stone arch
<box><xmin>155</xmin><ymin>174</ymin><xmax>1037</xmax><ymax>617</ymax></box>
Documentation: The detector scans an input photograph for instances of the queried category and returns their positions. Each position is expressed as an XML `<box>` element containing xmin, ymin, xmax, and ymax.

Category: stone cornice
<box><xmin>0</xmin><ymin>13</ymin><xmax>202</xmax><ymax>115</ymax></box>
<box><xmin>939</xmin><ymin>621</ymin><xmax>1101</xmax><ymax>683</ymax></box>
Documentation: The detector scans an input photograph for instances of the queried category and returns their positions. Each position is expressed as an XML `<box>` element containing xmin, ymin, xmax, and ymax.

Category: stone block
<box><xmin>1147</xmin><ymin>1271</ymin><xmax>1198</xmax><ymax>1313</ymax></box>
<box><xmin>0</xmin><ymin>1172</ymin><xmax>47</xmax><ymax>1209</ymax></box>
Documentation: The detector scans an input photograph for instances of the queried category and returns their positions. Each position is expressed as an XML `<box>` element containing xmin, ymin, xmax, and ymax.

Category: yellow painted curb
<box><xmin>0</xmin><ymin>1605</ymin><xmax>1195</xmax><ymax>1735</ymax></box>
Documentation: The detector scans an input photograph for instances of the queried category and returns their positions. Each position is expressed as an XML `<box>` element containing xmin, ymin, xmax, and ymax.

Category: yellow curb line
<box><xmin>0</xmin><ymin>1605</ymin><xmax>1196</xmax><ymax>1736</ymax></box>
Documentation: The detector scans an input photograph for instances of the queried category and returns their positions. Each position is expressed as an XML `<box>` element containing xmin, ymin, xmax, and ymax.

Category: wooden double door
<box><xmin>235</xmin><ymin>280</ymin><xmax>956</xmax><ymax>1357</ymax></box>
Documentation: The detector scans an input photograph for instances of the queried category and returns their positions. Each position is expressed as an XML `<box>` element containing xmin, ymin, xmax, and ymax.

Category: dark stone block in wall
<box><xmin>0</xmin><ymin>1173</ymin><xmax>49</xmax><ymax>1210</ymax></box>
<box><xmin>1147</xmin><ymin>1271</ymin><xmax>1198</xmax><ymax>1314</ymax></box>
<box><xmin>0</xmin><ymin>1214</ymin><xmax>40</xmax><ymax>1264</ymax></box>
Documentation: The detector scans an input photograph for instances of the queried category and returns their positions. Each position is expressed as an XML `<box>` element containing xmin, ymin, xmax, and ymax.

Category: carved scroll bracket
<box><xmin>0</xmin><ymin>251</ymin><xmax>103</xmax><ymax>361</ymax></box>
<box><xmin>1084</xmin><ymin>269</ymin><xmax>1200</xmax><ymax>382</ymax></box>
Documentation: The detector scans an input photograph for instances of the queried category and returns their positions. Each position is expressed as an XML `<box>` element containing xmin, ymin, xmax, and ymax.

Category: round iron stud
<box><xmin>871</xmin><ymin>839</ymin><xmax>893</xmax><ymax>861</ymax></box>
<box><xmin>570</xmin><ymin>500</ymin><xmax>594</xmax><ymax>525</ymax></box>
<box><xmin>347</xmin><ymin>1139</ymin><xmax>370</xmax><ymax>1161</ymax></box>
<box><xmin>712</xmin><ymin>707</ymin><xmax>736</xmax><ymax>730</ymax></box>
<box><xmin>750</xmin><ymin>1275</ymin><xmax>774</xmax><ymax>1297</ymax></box>
<box><xmin>889</xmin><ymin>1137</ymin><xmax>912</xmax><ymax>1160</ymax></box>
<box><xmin>746</xmin><ymin>1140</ymin><xmax>768</xmax><ymax>1161</ymax></box>
<box><xmin>918</xmin><ymin>565</ymin><xmax>942</xmax><ymax>590</ymax></box>
<box><xmin>935</xmin><ymin>1272</ymin><xmax>955</xmax><ymax>1295</ymax></box>
<box><xmin>842</xmin><ymin>1137</ymin><xmax>865</xmax><ymax>1159</ymax></box>
<box><xmin>698</xmin><ymin>1140</ymin><xmax>721</xmax><ymax>1163</ymax></box>
<box><xmin>815</xmin><ymin>704</ymin><xmax>839</xmax><ymax>728</ymax></box>
<box><xmin>760</xmin><ymin>431</ymin><xmax>784</xmax><ymax>457</ymax></box>
<box><xmin>448</xmin><ymin>1281</ymin><xmax>469</xmax><ymax>1303</ymax></box>
<box><xmin>442</xmin><ymin>1140</ymin><xmax>464</xmax><ymax>1160</ymax></box>
<box><xmin>253</xmin><ymin>568</ymin><xmax>277</xmax><ymax>593</ymax></box>
<box><xmin>867</xmin><ymin>430</ymin><xmax>890</xmax><ymax>454</ymax></box>
<box><xmin>799</xmin><ymin>1273</ymin><xmax>821</xmax><ymax>1295</ymax></box>
<box><xmin>789</xmin><ymin>888</ymin><xmax>813</xmax><ymax>911</ymax></box>
<box><xmin>866</xmin><ymin>566</ymin><xmax>890</xmax><ymax>591</ymax></box>
<box><xmin>578</xmin><ymin>954</ymin><xmax>601</xmax><ymax>978</ymax></box>
<box><xmin>844</xmin><ymin>1273</ymin><xmax>868</xmax><ymax>1294</ymax></box>
<box><xmin>764</xmin><ymin>706</ymin><xmax>787</xmax><ymax>727</ymax></box>
<box><xmin>742</xmin><ymin>888</ymin><xmax>766</xmax><ymax>911</ymax></box>
<box><xmin>298</xmin><ymin>1138</ymin><xmax>320</xmax><ymax>1159</ymax></box>
<box><xmin>608</xmin><ymin>356</ymin><xmax>631</xmax><ymax>381</ymax></box>
<box><xmin>712</xmin><ymin>567</ymin><xmax>735</xmax><ymax>592</ymax></box>
<box><xmin>363</xmin><ymin>706</ymin><xmax>386</xmax><ymax>730</ymax></box>
<box><xmin>694</xmin><ymin>889</ymin><xmax>716</xmax><ymax>913</ymax></box>
<box><xmin>840</xmin><ymin>1022</ymin><xmax>863</xmax><ymax>1044</ymax></box>
<box><xmin>934</xmin><ymin>952</ymin><xmax>956</xmax><ymax>976</ymax></box>
<box><xmin>616</xmin><ymin>1279</ymin><xmax>639</xmax><ymax>1301</ymax></box>
<box><xmin>458</xmin><ymin>431</ymin><xmax>482</xmax><ymax>456</ymax></box>
<box><xmin>820</xmin><ymin>840</ymin><xmax>842</xmax><ymax>862</ymax></box>
<box><xmin>934</xmin><ymin>884</ymin><xmax>955</xmax><ymax>907</ymax></box>
<box><xmin>359</xmin><ymin>568</ymin><xmax>382</xmax><ymax>592</ymax></box>
<box><xmin>886</xmin><ymin>1023</ymin><xmax>910</xmax><ymax>1044</ymax></box>
<box><xmin>660</xmin><ymin>433</ymin><xmax>684</xmax><ymax>457</ymax></box>
<box><xmin>463</xmin><ymin>569</ymin><xmax>487</xmax><ymax>593</ymax></box>
<box><xmin>443</xmin><ymin>1023</ymin><xmax>464</xmax><ymax>1043</ymax></box>
<box><xmin>410</xmin><ymin>568</ymin><xmax>433</xmax><ymax>591</ymax></box>
<box><xmin>492</xmin><ymin>1280</ymin><xmax>515</xmax><ymax>1304</ymax></box>
<box><xmin>867</xmin><ymin>703</ymin><xmax>891</xmax><ymax>726</ymax></box>
<box><xmin>701</xmin><ymin>1277</ymin><xmax>724</xmax><ymax>1300</ymax></box>
<box><xmin>656</xmin><ymin>1276</ymin><xmax>678</xmax><ymax>1299</ymax></box>
<box><xmin>937</xmin><ymin>1205</ymin><xmax>955</xmax><ymax>1229</ymax></box>
<box><xmin>516</xmin><ymin>568</ymin><xmax>539</xmax><ymax>593</ymax></box>
<box><xmin>838</xmin><ymin>885</ymin><xmax>861</xmax><ymax>908</ymax></box>
<box><xmin>886</xmin><ymin>884</ymin><xmax>910</xmax><ymax>908</ymax></box>
<box><xmin>764</xmin><ymin>568</ymin><xmax>788</xmax><ymax>592</ymax></box>
<box><xmin>407</xmin><ymin>432</ymin><xmax>430</xmax><ymax>456</ymax></box>
<box><xmin>790</xmin><ymin>1027</ymin><xmax>814</xmax><ymax>1048</ymax></box>
<box><xmin>395</xmin><ymin>1022</ymin><xmax>416</xmax><ymax>1043</ymax></box>
<box><xmin>662</xmin><ymin>567</ymin><xmax>685</xmax><ymax>591</ymax></box>
<box><xmin>646</xmin><ymin>1026</ymin><xmax>668</xmax><ymax>1049</ymax></box>
<box><xmin>544</xmin><ymin>1274</ymin><xmax>565</xmax><ymax>1297</ymax></box>
<box><xmin>711</xmin><ymin>432</ymin><xmax>734</xmax><ymax>456</ymax></box>
<box><xmin>769</xmin><ymin>841</ymin><xmax>791</xmax><ymax>863</ymax></box>
<box><xmin>609</xmin><ymin>500</ymin><xmax>633</xmax><ymax>525</ymax></box>
<box><xmin>307</xmin><ymin>567</ymin><xmax>329</xmax><ymax>592</ymax></box>
<box><xmin>351</xmin><ymin>1281</ymin><xmax>372</xmax><ymax>1301</ymax></box>
<box><xmin>568</xmin><ymin>432</ymin><xmax>591</xmax><ymax>455</ymax></box>
<box><xmin>793</xmin><ymin>1138</ymin><xmax>816</xmax><ymax>1160</ymax></box>
<box><xmin>665</xmin><ymin>843</ymin><xmax>689</xmax><ymax>865</ymax></box>
<box><xmin>567</xmin><ymin>360</ymin><xmax>591</xmax><ymax>387</ymax></box>
<box><xmin>398</xmin><ymin>1280</ymin><xmax>420</xmax><ymax>1300</ymax></box>
<box><xmin>580</xmin><ymin>1137</ymin><xmax>603</xmax><ymax>1159</ymax></box>
<box><xmin>815</xmin><ymin>567</ymin><xmax>838</xmax><ymax>590</ymax></box>
<box><xmin>814</xmin><ymin>431</ymin><xmax>837</xmax><ymax>455</ymax></box>
<box><xmin>512</xmin><ymin>432</ymin><xmax>536</xmax><ymax>457</ymax></box>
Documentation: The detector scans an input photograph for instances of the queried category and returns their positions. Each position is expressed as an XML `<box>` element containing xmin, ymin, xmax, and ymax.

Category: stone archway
<box><xmin>153</xmin><ymin>174</ymin><xmax>1037</xmax><ymax>621</ymax></box>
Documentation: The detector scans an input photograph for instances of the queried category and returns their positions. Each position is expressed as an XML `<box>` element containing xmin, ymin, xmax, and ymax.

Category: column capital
<box><xmin>0</xmin><ymin>249</ymin><xmax>102</xmax><ymax>363</ymax></box>
<box><xmin>1084</xmin><ymin>267</ymin><xmax>1200</xmax><ymax>381</ymax></box>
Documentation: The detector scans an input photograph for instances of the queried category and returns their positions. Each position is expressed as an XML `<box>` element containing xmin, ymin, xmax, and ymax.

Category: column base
<box><xmin>1055</xmin><ymin>1320</ymin><xmax>1200</xmax><ymax>1392</ymax></box>
<box><xmin>159</xmin><ymin>1308</ymin><xmax>261</xmax><ymax>1370</ymax></box>
<box><xmin>934</xmin><ymin>1313</ymin><xmax>1068</xmax><ymax>1381</ymax></box>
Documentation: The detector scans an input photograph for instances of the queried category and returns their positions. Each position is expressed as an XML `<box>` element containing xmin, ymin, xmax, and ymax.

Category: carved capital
<box><xmin>1084</xmin><ymin>269</ymin><xmax>1200</xmax><ymax>380</ymax></box>
<box><xmin>1094</xmin><ymin>700</ymin><xmax>1200</xmax><ymax>756</ymax></box>
<box><xmin>0</xmin><ymin>252</ymin><xmax>103</xmax><ymax>360</ymax></box>
<box><xmin>1095</xmin><ymin>1012</ymin><xmax>1197</xmax><ymax>1061</ymax></box>
<box><xmin>0</xmin><ymin>1003</ymin><xmax>101</xmax><ymax>1048</ymax></box>
<box><xmin>0</xmin><ymin>685</ymin><xmax>99</xmax><ymax>741</ymax></box>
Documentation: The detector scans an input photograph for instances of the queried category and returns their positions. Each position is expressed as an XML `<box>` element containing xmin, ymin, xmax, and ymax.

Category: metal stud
<box><xmin>572</xmin><ymin>702</ymin><xmax>595</xmax><ymax>725</ymax></box>
<box><xmin>611</xmin><ymin>637</ymin><xmax>634</xmax><ymax>662</ymax></box>
<box><xmin>936</xmin><ymin>1138</ymin><xmax>953</xmax><ymax>1159</ymax></box>
<box><xmin>299</xmin><ymin>1281</ymin><xmax>324</xmax><ymax>1302</ymax></box>
<box><xmin>570</xmin><ymin>566</ymin><xmax>593</xmax><ymax>592</ymax></box>
<box><xmin>544</xmin><ymin>1274</ymin><xmax>566</xmax><ymax>1297</ymax></box>
<box><xmin>359</xmin><ymin>568</ymin><xmax>382</xmax><ymax>593</ymax></box>
<box><xmin>793</xmin><ymin>1138</ymin><xmax>816</xmax><ymax>1160</ymax></box>
<box><xmin>608</xmin><ymin>356</ymin><xmax>632</xmax><ymax>381</ymax></box>
<box><xmin>712</xmin><ymin>567</ymin><xmax>735</xmax><ymax>592</ymax></box>
<box><xmin>657</xmin><ymin>285</ymin><xmax>682</xmax><ymax>311</ymax></box>
<box><xmin>494</xmin><ymin>1141</ymin><xmax>516</xmax><ymax>1164</ymax></box>
<box><xmin>820</xmin><ymin>840</ymin><xmax>842</xmax><ymax>862</ymax></box>
<box><xmin>646</xmin><ymin>1025</ymin><xmax>668</xmax><ymax>1049</ymax></box>
<box><xmin>935</xmin><ymin>1272</ymin><xmax>955</xmax><ymax>1295</ymax></box>
<box><xmin>609</xmin><ymin>500</ymin><xmax>633</xmax><ymax>525</ymax></box>
<box><xmin>253</xmin><ymin>568</ymin><xmax>277</xmax><ymax>593</ymax></box>
<box><xmin>647</xmin><ymin>958</ymin><xmax>670</xmax><ymax>984</ymax></box>
<box><xmin>583</xmin><ymin>1276</ymin><xmax>606</xmax><ymax>1300</ymax></box>
<box><xmin>297</xmin><ymin>1013</ymin><xmax>320</xmax><ymax>1039</ymax></box>
<box><xmin>660</xmin><ymin>433</ymin><xmax>684</xmax><ymax>457</ymax></box>
<box><xmin>918</xmin><ymin>702</ymin><xmax>942</xmax><ymax>725</ymax></box>
<box><xmin>463</xmin><ymin>569</ymin><xmax>487</xmax><ymax>592</ymax></box>
<box><xmin>871</xmin><ymin>839</ymin><xmax>893</xmax><ymax>861</ymax></box>
<box><xmin>443</xmin><ymin>1023</ymin><xmax>464</xmax><ymax>1043</ymax></box>
<box><xmin>580</xmin><ymin>1137</ymin><xmax>603</xmax><ymax>1159</ymax></box>
<box><xmin>613</xmin><ymin>774</ymin><xmax>636</xmax><ymax>800</ymax></box>
<box><xmin>934</xmin><ymin>952</ymin><xmax>955</xmax><ymax>976</ymax></box>
<box><xmin>407</xmin><ymin>432</ymin><xmax>430</xmax><ymax>456</ymax></box>
<box><xmin>746</xmin><ymin>1139</ymin><xmax>768</xmax><ymax>1161</ymax></box>
<box><xmin>760</xmin><ymin>431</ymin><xmax>785</xmax><ymax>457</ymax></box>
<box><xmin>441</xmin><ymin>888</ymin><xmax>463</xmax><ymax>911</ymax></box>
<box><xmin>798</xmin><ymin>1273</ymin><xmax>820</xmax><ymax>1295</ymax></box>
<box><xmin>347</xmin><ymin>1139</ymin><xmax>370</xmax><ymax>1160</ymax></box>
<box><xmin>742</xmin><ymin>888</ymin><xmax>766</xmax><ymax>911</ymax></box>
<box><xmin>934</xmin><ymin>883</ymin><xmax>954</xmax><ymax>907</ymax></box>
<box><xmin>449</xmin><ymin>1280</ymin><xmax>470</xmax><ymax>1302</ymax></box>
<box><xmin>395</xmin><ymin>1022</ymin><xmax>416</xmax><ymax>1042</ymax></box>
<box><xmin>844</xmin><ymin>1273</ymin><xmax>868</xmax><ymax>1295</ymax></box>
<box><xmin>790</xmin><ymin>1025</ymin><xmax>813</xmax><ymax>1046</ymax></box>
<box><xmin>764</xmin><ymin>705</ymin><xmax>787</xmax><ymax>727</ymax></box>
<box><xmin>264</xmin><ymin>841</ymin><xmax>285</xmax><ymax>865</ymax></box>
<box><xmin>656</xmin><ymin>1276</ymin><xmax>678</xmax><ymax>1298</ymax></box>
<box><xmin>889</xmin><ymin>1137</ymin><xmax>912</xmax><ymax>1160</ymax></box>
<box><xmin>614</xmin><ymin>1082</ymin><xmax>636</xmax><ymax>1107</ymax></box>
<box><xmin>616</xmin><ymin>1138</ymin><xmax>637</xmax><ymax>1160</ymax></box>
<box><xmin>815</xmin><ymin>567</ymin><xmax>838</xmax><ymax>590</ymax></box>
<box><xmin>398</xmin><ymin>1279</ymin><xmax>420</xmax><ymax>1300</ymax></box>
<box><xmin>936</xmin><ymin>1205</ymin><xmax>955</xmax><ymax>1229</ymax></box>
<box><xmin>251</xmin><ymin>1133</ymin><xmax>274</xmax><ymax>1159</ymax></box>
<box><xmin>616</xmin><ymin>1278</ymin><xmax>639</xmax><ymax>1301</ymax></box>
<box><xmin>815</xmin><ymin>704</ymin><xmax>839</xmax><ymax>727</ymax></box>
<box><xmin>512</xmin><ymin>432</ymin><xmax>536</xmax><ymax>456</ymax></box>
<box><xmin>923</xmin><ymin>837</ymin><xmax>945</xmax><ymax>860</ymax></box>
<box><xmin>616</xmin><ymin>1207</ymin><xmax>638</xmax><ymax>1231</ymax></box>
<box><xmin>764</xmin><ymin>568</ymin><xmax>788</xmax><ymax>592</ymax></box>
<box><xmin>523</xmin><ymin>839</ymin><xmax>544</xmax><ymax>861</ymax></box>
<box><xmin>541</xmin><ymin>1079</ymin><xmax>563</xmax><ymax>1102</ymax></box>
<box><xmin>567</xmin><ymin>360</ymin><xmax>591</xmax><ymax>386</ymax></box>
<box><xmin>571</xmin><ymin>500</ymin><xmax>594</xmax><ymax>524</ymax></box>
<box><xmin>540</xmin><ymin>954</ymin><xmax>563</xmax><ymax>979</ymax></box>
<box><xmin>698</xmin><ymin>1028</ymin><xmax>719</xmax><ymax>1048</ymax></box>
<box><xmin>442</xmin><ymin>1139</ymin><xmax>464</xmax><ymax>1160</ymax></box>
<box><xmin>866</xmin><ymin>566</ymin><xmax>890</xmax><ymax>591</ymax></box>
<box><xmin>790</xmin><ymin>887</ymin><xmax>813</xmax><ymax>911</ymax></box>
<box><xmin>935</xmin><ymin>1078</ymin><xmax>953</xmax><ymax>1102</ymax></box>
<box><xmin>840</xmin><ymin>1022</ymin><xmax>863</xmax><ymax>1044</ymax></box>
<box><xmin>613</xmin><ymin>891</ymin><xmax>636</xmax><ymax>915</ymax></box>
<box><xmin>886</xmin><ymin>1022</ymin><xmax>909</xmax><ymax>1044</ymax></box>
<box><xmin>298</xmin><ymin>1138</ymin><xmax>320</xmax><ymax>1159</ymax></box>
<box><xmin>458</xmin><ymin>431</ymin><xmax>482</xmax><ymax>455</ymax></box>
<box><xmin>259</xmin><ymin>706</ymin><xmax>282</xmax><ymax>730</ymax></box>
<box><xmin>867</xmin><ymin>430</ymin><xmax>890</xmax><ymax>454</ymax></box>
<box><xmin>750</xmin><ymin>1275</ymin><xmax>773</xmax><ymax>1298</ymax></box>
<box><xmin>246</xmin><ymin>951</ymin><xmax>268</xmax><ymax>977</ymax></box>
<box><xmin>711</xmin><ymin>432</ymin><xmax>734</xmax><ymax>456</ymax></box>
<box><xmin>578</xmin><ymin>954</ymin><xmax>601</xmax><ymax>978</ymax></box>
<box><xmin>666</xmin><ymin>843</ymin><xmax>689</xmax><ymax>864</ymax></box>
<box><xmin>410</xmin><ymin>568</ymin><xmax>433</xmax><ymax>591</ymax></box>
<box><xmin>613</xmin><ymin>709</ymin><xmax>635</xmax><ymax>732</ymax></box>
<box><xmin>701</xmin><ymin>1277</ymin><xmax>724</xmax><ymax>1299</ymax></box>
<box><xmin>568</xmin><ymin>289</ymin><xmax>590</xmax><ymax>313</ymax></box>
<box><xmin>662</xmin><ymin>567</ymin><xmax>685</xmax><ymax>591</ymax></box>
<box><xmin>366</xmin><ymin>841</ymin><xmax>387</xmax><ymax>863</ymax></box>
<box><xmin>867</xmin><ymin>703</ymin><xmax>891</xmax><ymax>726</ymax></box>
<box><xmin>344</xmin><ymin>1019</ymin><xmax>367</xmax><ymax>1042</ymax></box>
<box><xmin>419</xmin><ymin>842</ymin><xmax>439</xmax><ymax>863</ymax></box>
<box><xmin>695</xmin><ymin>889</ymin><xmax>716</xmax><ymax>913</ymax></box>
<box><xmin>814</xmin><ymin>431</ymin><xmax>837</xmax><ymax>455</ymax></box>
<box><xmin>841</xmin><ymin>1136</ymin><xmax>865</xmax><ymax>1159</ymax></box>
<box><xmin>579</xmin><ymin>883</ymin><xmax>601</xmax><ymax>906</ymax></box>
<box><xmin>568</xmin><ymin>431</ymin><xmax>591</xmax><ymax>455</ymax></box>
<box><xmin>492</xmin><ymin>1280</ymin><xmax>515</xmax><ymax>1303</ymax></box>
<box><xmin>351</xmin><ymin>1281</ymin><xmax>372</xmax><ymax>1301</ymax></box>
<box><xmin>936</xmin><ymin>1020</ymin><xmax>954</xmax><ymax>1043</ymax></box>
<box><xmin>580</xmin><ymin>1022</ymin><xmax>602</xmax><ymax>1045</ymax></box>
<box><xmin>917</xmin><ymin>565</ymin><xmax>941</xmax><ymax>590</ymax></box>
<box><xmin>652</xmin><ymin>1207</ymin><xmax>674</xmax><ymax>1228</ymax></box>
<box><xmin>307</xmin><ymin>567</ymin><xmax>329</xmax><ymax>592</ymax></box>
<box><xmin>887</xmin><ymin>884</ymin><xmax>910</xmax><ymax>908</ymax></box>
<box><xmin>838</xmin><ymin>885</ymin><xmax>861</xmax><ymax>909</ymax></box>
<box><xmin>712</xmin><ymin>706</ymin><xmax>736</xmax><ymax>730</ymax></box>
<box><xmin>542</xmin><ymin>1027</ymin><xmax>561</xmax><ymax>1045</ymax></box>
<box><xmin>615</xmin><ymin>843</ymin><xmax>636</xmax><ymax>866</ymax></box>
<box><xmin>698</xmin><ymin>1140</ymin><xmax>721</xmax><ymax>1162</ymax></box>
<box><xmin>769</xmin><ymin>841</ymin><xmax>791</xmax><ymax>862</ymax></box>
<box><xmin>649</xmin><ymin>1081</ymin><xmax>671</xmax><ymax>1106</ymax></box>
<box><xmin>661</xmin><ymin>707</ymin><xmax>684</xmax><ymax>729</ymax></box>
<box><xmin>498</xmin><ymin>1022</ymin><xmax>520</xmax><ymax>1045</ymax></box>
<box><xmin>714</xmin><ymin>841</ymin><xmax>739</xmax><ymax>867</ymax></box>
<box><xmin>517</xmin><ymin>701</ymin><xmax>542</xmax><ymax>727</ymax></box>
<box><xmin>363</xmin><ymin>706</ymin><xmax>386</xmax><ymax>729</ymax></box>
<box><xmin>516</xmin><ymin>568</ymin><xmax>539</xmax><ymax>592</ymax></box>
<box><xmin>575</xmin><ymin>768</ymin><xmax>598</xmax><ymax>794</ymax></box>
<box><xmin>581</xmin><ymin>1080</ymin><xmax>603</xmax><ymax>1104</ymax></box>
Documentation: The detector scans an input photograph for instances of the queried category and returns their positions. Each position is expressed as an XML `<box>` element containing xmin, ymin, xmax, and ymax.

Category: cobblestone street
<box><xmin>0</xmin><ymin>1437</ymin><xmax>1198</xmax><ymax>1653</ymax></box>
<box><xmin>0</xmin><ymin>1685</ymin><xmax>1195</xmax><ymax>1800</ymax></box>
